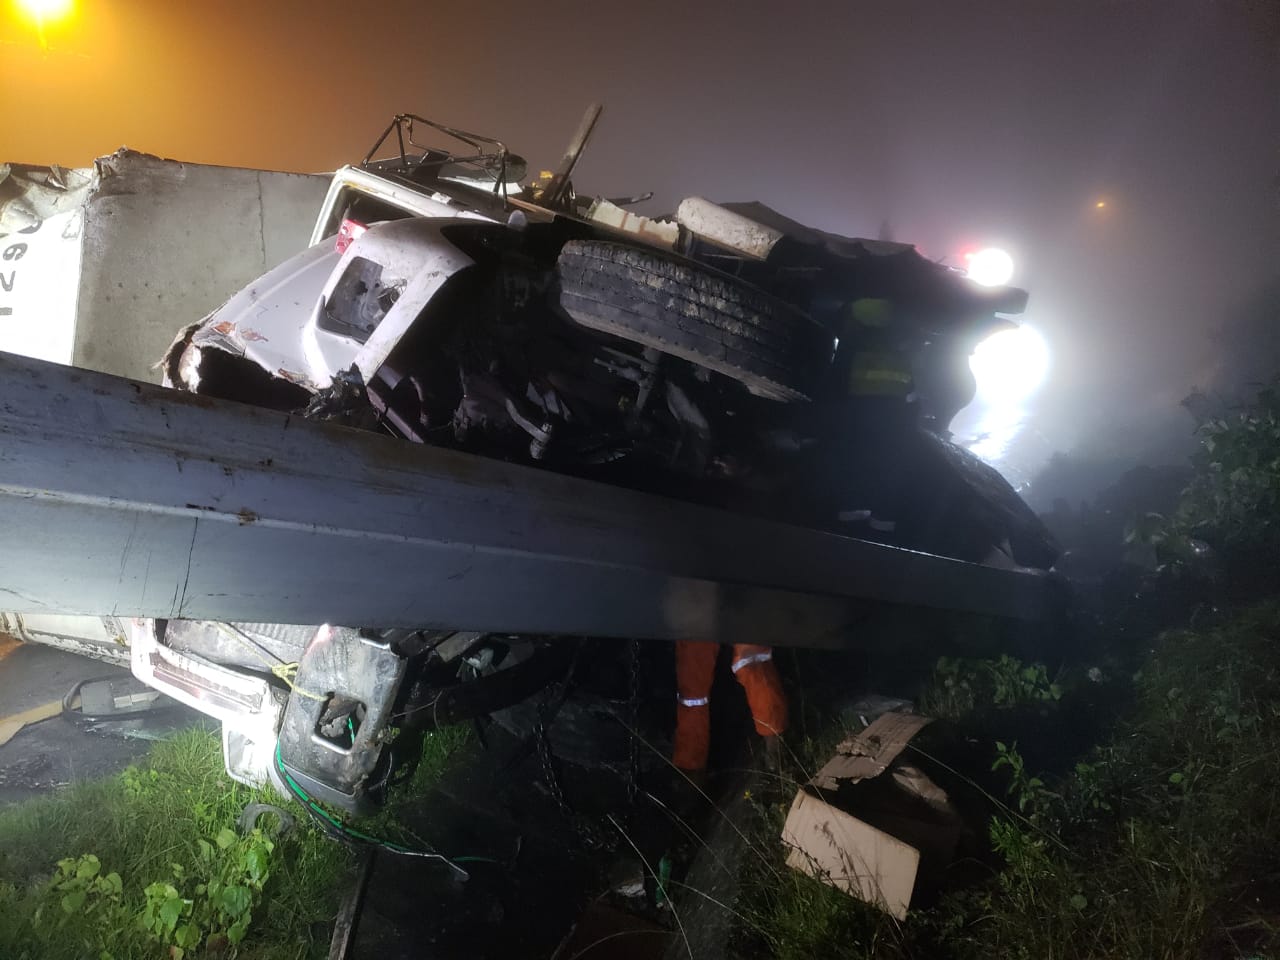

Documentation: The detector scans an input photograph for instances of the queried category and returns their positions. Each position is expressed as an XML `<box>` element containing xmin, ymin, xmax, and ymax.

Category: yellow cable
<box><xmin>213</xmin><ymin>623</ymin><xmax>327</xmax><ymax>702</ymax></box>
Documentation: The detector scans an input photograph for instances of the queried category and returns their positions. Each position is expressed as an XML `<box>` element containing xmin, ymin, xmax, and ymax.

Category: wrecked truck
<box><xmin>164</xmin><ymin>112</ymin><xmax>1053</xmax><ymax>565</ymax></box>
<box><xmin>26</xmin><ymin>111</ymin><xmax>1058</xmax><ymax>812</ymax></box>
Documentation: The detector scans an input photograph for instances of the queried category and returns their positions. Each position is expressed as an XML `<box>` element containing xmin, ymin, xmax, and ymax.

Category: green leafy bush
<box><xmin>1132</xmin><ymin>384</ymin><xmax>1280</xmax><ymax>572</ymax></box>
<box><xmin>0</xmin><ymin>725</ymin><xmax>471</xmax><ymax>959</ymax></box>
<box><xmin>736</xmin><ymin>603</ymin><xmax>1280</xmax><ymax>959</ymax></box>
<box><xmin>137</xmin><ymin>824</ymin><xmax>275</xmax><ymax>957</ymax></box>
<box><xmin>0</xmin><ymin>729</ymin><xmax>346</xmax><ymax>960</ymax></box>
<box><xmin>1181</xmin><ymin>387</ymin><xmax>1280</xmax><ymax>550</ymax></box>
<box><xmin>921</xmin><ymin>654</ymin><xmax>1061</xmax><ymax>720</ymax></box>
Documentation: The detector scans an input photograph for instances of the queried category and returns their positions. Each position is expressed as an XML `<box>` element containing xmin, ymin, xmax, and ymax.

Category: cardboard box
<box><xmin>780</xmin><ymin>711</ymin><xmax>962</xmax><ymax>920</ymax></box>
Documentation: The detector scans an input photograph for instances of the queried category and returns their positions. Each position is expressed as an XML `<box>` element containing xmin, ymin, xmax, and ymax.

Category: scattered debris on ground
<box><xmin>782</xmin><ymin>711</ymin><xmax>964</xmax><ymax>920</ymax></box>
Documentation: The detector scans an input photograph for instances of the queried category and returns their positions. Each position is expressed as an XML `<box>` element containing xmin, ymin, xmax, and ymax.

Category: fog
<box><xmin>3</xmin><ymin>0</ymin><xmax>1277</xmax><ymax>505</ymax></box>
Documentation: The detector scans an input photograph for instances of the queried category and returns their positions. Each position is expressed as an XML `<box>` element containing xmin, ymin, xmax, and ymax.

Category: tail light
<box><xmin>335</xmin><ymin>218</ymin><xmax>368</xmax><ymax>254</ymax></box>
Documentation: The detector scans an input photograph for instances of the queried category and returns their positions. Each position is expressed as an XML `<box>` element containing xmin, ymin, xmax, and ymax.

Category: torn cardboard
<box><xmin>781</xmin><ymin>710</ymin><xmax>962</xmax><ymax>920</ymax></box>
<box><xmin>810</xmin><ymin>710</ymin><xmax>931</xmax><ymax>791</ymax></box>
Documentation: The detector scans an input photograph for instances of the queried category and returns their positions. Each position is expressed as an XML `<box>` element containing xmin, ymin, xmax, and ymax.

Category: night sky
<box><xmin>3</xmin><ymin>0</ymin><xmax>1277</xmax><ymax>499</ymax></box>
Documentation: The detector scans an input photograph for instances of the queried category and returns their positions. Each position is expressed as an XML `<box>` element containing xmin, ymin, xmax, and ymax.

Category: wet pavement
<box><xmin>0</xmin><ymin>640</ymin><xmax>198</xmax><ymax>805</ymax></box>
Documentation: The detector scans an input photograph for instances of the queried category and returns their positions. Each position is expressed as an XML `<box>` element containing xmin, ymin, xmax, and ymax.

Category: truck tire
<box><xmin>921</xmin><ymin>433</ymin><xmax>1061</xmax><ymax>570</ymax></box>
<box><xmin>396</xmin><ymin>641</ymin><xmax>575</xmax><ymax>731</ymax></box>
<box><xmin>556</xmin><ymin>240</ymin><xmax>833</xmax><ymax>402</ymax></box>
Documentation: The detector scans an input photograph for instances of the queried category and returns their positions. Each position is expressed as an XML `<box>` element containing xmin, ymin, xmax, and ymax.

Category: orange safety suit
<box><xmin>673</xmin><ymin>640</ymin><xmax>789</xmax><ymax>772</ymax></box>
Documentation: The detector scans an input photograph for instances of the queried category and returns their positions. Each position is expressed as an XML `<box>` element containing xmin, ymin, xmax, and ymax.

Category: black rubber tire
<box><xmin>396</xmin><ymin>642</ymin><xmax>575</xmax><ymax>731</ymax></box>
<box><xmin>556</xmin><ymin>239</ymin><xmax>834</xmax><ymax>402</ymax></box>
<box><xmin>921</xmin><ymin>432</ymin><xmax>1061</xmax><ymax>570</ymax></box>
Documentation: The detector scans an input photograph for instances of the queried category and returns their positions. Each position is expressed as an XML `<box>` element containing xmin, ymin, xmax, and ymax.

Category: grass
<box><xmin>729</xmin><ymin>602</ymin><xmax>1280</xmax><ymax>959</ymax></box>
<box><xmin>955</xmin><ymin>602</ymin><xmax>1280</xmax><ymax>960</ymax></box>
<box><xmin>0</xmin><ymin>723</ymin><xmax>470</xmax><ymax>959</ymax></box>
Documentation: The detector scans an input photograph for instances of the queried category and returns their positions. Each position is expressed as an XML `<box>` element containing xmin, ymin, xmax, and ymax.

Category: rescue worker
<box><xmin>831</xmin><ymin>297</ymin><xmax>995</xmax><ymax>562</ymax></box>
<box><xmin>826</xmin><ymin>296</ymin><xmax>922</xmax><ymax>538</ymax></box>
<box><xmin>672</xmin><ymin>639</ymin><xmax>788</xmax><ymax>776</ymax></box>
<box><xmin>915</xmin><ymin>334</ymin><xmax>978</xmax><ymax>438</ymax></box>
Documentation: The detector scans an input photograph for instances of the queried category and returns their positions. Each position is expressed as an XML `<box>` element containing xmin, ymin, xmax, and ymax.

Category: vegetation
<box><xmin>735</xmin><ymin>605</ymin><xmax>1280</xmax><ymax>959</ymax></box>
<box><xmin>1179</xmin><ymin>386</ymin><xmax>1280</xmax><ymax>552</ymax></box>
<box><xmin>1133</xmin><ymin>383</ymin><xmax>1280</xmax><ymax>577</ymax></box>
<box><xmin>732</xmin><ymin>383</ymin><xmax>1280</xmax><ymax>958</ymax></box>
<box><xmin>919</xmin><ymin>653</ymin><xmax>1061</xmax><ymax>722</ymax></box>
<box><xmin>0</xmin><ymin>725</ymin><xmax>468</xmax><ymax>959</ymax></box>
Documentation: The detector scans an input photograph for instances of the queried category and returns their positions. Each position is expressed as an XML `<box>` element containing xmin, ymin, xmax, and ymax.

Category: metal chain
<box><xmin>533</xmin><ymin>654</ymin><xmax>610</xmax><ymax>851</ymax></box>
<box><xmin>626</xmin><ymin>638</ymin><xmax>641</xmax><ymax>806</ymax></box>
<box><xmin>534</xmin><ymin>688</ymin><xmax>575</xmax><ymax>821</ymax></box>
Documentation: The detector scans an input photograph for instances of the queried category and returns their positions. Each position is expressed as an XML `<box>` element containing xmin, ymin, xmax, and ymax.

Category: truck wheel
<box><xmin>922</xmin><ymin>433</ymin><xmax>1061</xmax><ymax>570</ymax></box>
<box><xmin>556</xmin><ymin>240</ymin><xmax>833</xmax><ymax>402</ymax></box>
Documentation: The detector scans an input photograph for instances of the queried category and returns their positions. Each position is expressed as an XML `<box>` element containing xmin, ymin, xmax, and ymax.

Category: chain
<box><xmin>532</xmin><ymin>649</ymin><xmax>610</xmax><ymax>851</ymax></box>
<box><xmin>534</xmin><ymin>688</ymin><xmax>574</xmax><ymax>821</ymax></box>
<box><xmin>627</xmin><ymin>638</ymin><xmax>641</xmax><ymax>806</ymax></box>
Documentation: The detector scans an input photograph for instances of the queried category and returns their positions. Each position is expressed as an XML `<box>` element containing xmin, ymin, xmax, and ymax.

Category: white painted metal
<box><xmin>0</xmin><ymin>351</ymin><xmax>1055</xmax><ymax>648</ymax></box>
<box><xmin>309</xmin><ymin>165</ymin><xmax>494</xmax><ymax>247</ymax></box>
<box><xmin>185</xmin><ymin>242</ymin><xmax>341</xmax><ymax>393</ymax></box>
<box><xmin>342</xmin><ymin>219</ymin><xmax>478</xmax><ymax>384</ymax></box>
<box><xmin>0</xmin><ymin>209</ymin><xmax>85</xmax><ymax>365</ymax></box>
<box><xmin>0</xmin><ymin>152</ymin><xmax>329</xmax><ymax>384</ymax></box>
<box><xmin>0</xmin><ymin>612</ymin><xmax>130</xmax><ymax>665</ymax></box>
<box><xmin>129</xmin><ymin>618</ymin><xmax>283</xmax><ymax>785</ymax></box>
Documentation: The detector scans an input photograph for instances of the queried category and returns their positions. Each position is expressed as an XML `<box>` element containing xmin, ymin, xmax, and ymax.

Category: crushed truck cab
<box><xmin>0</xmin><ymin>109</ymin><xmax>1061</xmax><ymax>811</ymax></box>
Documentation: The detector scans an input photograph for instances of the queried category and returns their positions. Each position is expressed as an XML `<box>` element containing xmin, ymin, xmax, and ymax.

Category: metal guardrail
<box><xmin>0</xmin><ymin>351</ymin><xmax>1057</xmax><ymax>649</ymax></box>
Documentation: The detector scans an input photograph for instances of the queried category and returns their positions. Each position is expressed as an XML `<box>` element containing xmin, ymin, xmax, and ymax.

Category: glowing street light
<box><xmin>964</xmin><ymin>247</ymin><xmax>1015</xmax><ymax>287</ymax></box>
<box><xmin>15</xmin><ymin>0</ymin><xmax>73</xmax><ymax>50</ymax></box>
<box><xmin>16</xmin><ymin>0</ymin><xmax>72</xmax><ymax>22</ymax></box>
<box><xmin>17</xmin><ymin>0</ymin><xmax>73</xmax><ymax>19</ymax></box>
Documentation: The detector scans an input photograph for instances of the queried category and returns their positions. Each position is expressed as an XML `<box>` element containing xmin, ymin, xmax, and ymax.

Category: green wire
<box><xmin>273</xmin><ymin>744</ymin><xmax>497</xmax><ymax>862</ymax></box>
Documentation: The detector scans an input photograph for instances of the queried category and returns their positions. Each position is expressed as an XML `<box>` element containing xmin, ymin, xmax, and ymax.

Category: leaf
<box><xmin>215</xmin><ymin>828</ymin><xmax>237</xmax><ymax>850</ymax></box>
<box><xmin>76</xmin><ymin>855</ymin><xmax>101</xmax><ymax>880</ymax></box>
<box><xmin>219</xmin><ymin>884</ymin><xmax>251</xmax><ymax>919</ymax></box>
<box><xmin>227</xmin><ymin>917</ymin><xmax>250</xmax><ymax>945</ymax></box>
<box><xmin>61</xmin><ymin>889</ymin><xmax>87</xmax><ymax>914</ymax></box>
<box><xmin>102</xmin><ymin>872</ymin><xmax>123</xmax><ymax>896</ymax></box>
<box><xmin>197</xmin><ymin>839</ymin><xmax>213</xmax><ymax>861</ymax></box>
<box><xmin>1169</xmin><ymin>771</ymin><xmax>1185</xmax><ymax>785</ymax></box>
<box><xmin>244</xmin><ymin>845</ymin><xmax>270</xmax><ymax>885</ymax></box>
<box><xmin>174</xmin><ymin>921</ymin><xmax>202</xmax><ymax>949</ymax></box>
<box><xmin>158</xmin><ymin>896</ymin><xmax>185</xmax><ymax>932</ymax></box>
<box><xmin>1069</xmin><ymin>893</ymin><xmax>1088</xmax><ymax>910</ymax></box>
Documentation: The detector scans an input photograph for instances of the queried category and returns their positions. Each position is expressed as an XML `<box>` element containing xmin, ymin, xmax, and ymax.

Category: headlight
<box><xmin>970</xmin><ymin>325</ymin><xmax>1050</xmax><ymax>403</ymax></box>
